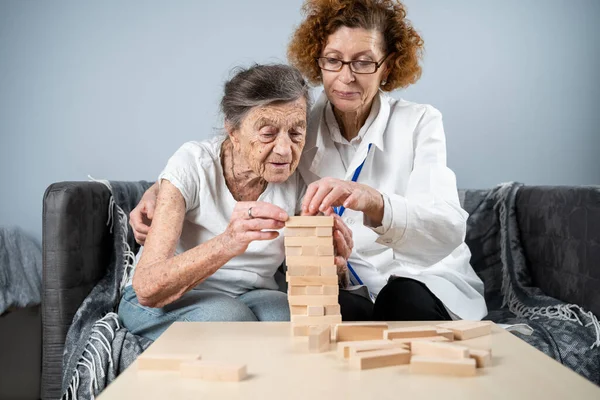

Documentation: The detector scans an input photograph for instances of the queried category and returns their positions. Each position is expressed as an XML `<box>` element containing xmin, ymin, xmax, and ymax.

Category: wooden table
<box><xmin>98</xmin><ymin>321</ymin><xmax>600</xmax><ymax>399</ymax></box>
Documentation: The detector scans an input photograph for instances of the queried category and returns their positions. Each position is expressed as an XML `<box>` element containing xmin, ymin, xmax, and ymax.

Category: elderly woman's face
<box><xmin>231</xmin><ymin>98</ymin><xmax>307</xmax><ymax>183</ymax></box>
<box><xmin>321</xmin><ymin>26</ymin><xmax>389</xmax><ymax>115</ymax></box>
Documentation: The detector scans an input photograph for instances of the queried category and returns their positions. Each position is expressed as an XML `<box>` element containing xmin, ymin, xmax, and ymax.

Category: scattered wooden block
<box><xmin>286</xmin><ymin>275</ymin><xmax>338</xmax><ymax>285</ymax></box>
<box><xmin>323</xmin><ymin>285</ymin><xmax>339</xmax><ymax>295</ymax></box>
<box><xmin>436</xmin><ymin>328</ymin><xmax>455</xmax><ymax>341</ymax></box>
<box><xmin>307</xmin><ymin>306</ymin><xmax>325</xmax><ymax>316</ymax></box>
<box><xmin>180</xmin><ymin>360</ymin><xmax>247</xmax><ymax>381</ymax></box>
<box><xmin>288</xmin><ymin>295</ymin><xmax>339</xmax><ymax>306</ymax></box>
<box><xmin>285</xmin><ymin>216</ymin><xmax>334</xmax><ymax>227</ymax></box>
<box><xmin>287</xmin><ymin>256</ymin><xmax>335</xmax><ymax>267</ymax></box>
<box><xmin>290</xmin><ymin>305</ymin><xmax>307</xmax><ymax>315</ymax></box>
<box><xmin>325</xmin><ymin>304</ymin><xmax>340</xmax><ymax>315</ymax></box>
<box><xmin>439</xmin><ymin>322</ymin><xmax>492</xmax><ymax>340</ymax></box>
<box><xmin>410</xmin><ymin>341</ymin><xmax>469</xmax><ymax>360</ymax></box>
<box><xmin>339</xmin><ymin>340</ymin><xmax>409</xmax><ymax>359</ymax></box>
<box><xmin>320</xmin><ymin>265</ymin><xmax>337</xmax><ymax>276</ymax></box>
<box><xmin>308</xmin><ymin>325</ymin><xmax>331</xmax><ymax>353</ymax></box>
<box><xmin>469</xmin><ymin>348</ymin><xmax>492</xmax><ymax>368</ymax></box>
<box><xmin>410</xmin><ymin>356</ymin><xmax>476</xmax><ymax>377</ymax></box>
<box><xmin>137</xmin><ymin>353</ymin><xmax>200</xmax><ymax>371</ymax></box>
<box><xmin>390</xmin><ymin>336</ymin><xmax>450</xmax><ymax>349</ymax></box>
<box><xmin>292</xmin><ymin>324</ymin><xmax>310</xmax><ymax>336</ymax></box>
<box><xmin>291</xmin><ymin>314</ymin><xmax>342</xmax><ymax>325</ymax></box>
<box><xmin>349</xmin><ymin>348</ymin><xmax>411</xmax><ymax>370</ymax></box>
<box><xmin>306</xmin><ymin>286</ymin><xmax>323</xmax><ymax>295</ymax></box>
<box><xmin>383</xmin><ymin>326</ymin><xmax>438</xmax><ymax>340</ymax></box>
<box><xmin>335</xmin><ymin>323</ymin><xmax>388</xmax><ymax>342</ymax></box>
<box><xmin>289</xmin><ymin>286</ymin><xmax>306</xmax><ymax>296</ymax></box>
<box><xmin>305</xmin><ymin>266</ymin><xmax>321</xmax><ymax>276</ymax></box>
<box><xmin>285</xmin><ymin>237</ymin><xmax>333</xmax><ymax>247</ymax></box>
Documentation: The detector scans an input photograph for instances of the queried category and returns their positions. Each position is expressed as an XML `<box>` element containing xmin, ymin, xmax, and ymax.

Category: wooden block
<box><xmin>306</xmin><ymin>286</ymin><xmax>323</xmax><ymax>295</ymax></box>
<box><xmin>305</xmin><ymin>266</ymin><xmax>321</xmax><ymax>276</ymax></box>
<box><xmin>335</xmin><ymin>323</ymin><xmax>388</xmax><ymax>342</ymax></box>
<box><xmin>285</xmin><ymin>236</ymin><xmax>333</xmax><ymax>246</ymax></box>
<box><xmin>288</xmin><ymin>295</ymin><xmax>339</xmax><ymax>306</ymax></box>
<box><xmin>383</xmin><ymin>326</ymin><xmax>438</xmax><ymax>340</ymax></box>
<box><xmin>286</xmin><ymin>275</ymin><xmax>338</xmax><ymax>285</ymax></box>
<box><xmin>411</xmin><ymin>341</ymin><xmax>469</xmax><ymax>359</ymax></box>
<box><xmin>291</xmin><ymin>314</ymin><xmax>342</xmax><ymax>325</ymax></box>
<box><xmin>469</xmin><ymin>348</ymin><xmax>492</xmax><ymax>368</ymax></box>
<box><xmin>410</xmin><ymin>356</ymin><xmax>476</xmax><ymax>377</ymax></box>
<box><xmin>436</xmin><ymin>328</ymin><xmax>455</xmax><ymax>341</ymax></box>
<box><xmin>289</xmin><ymin>286</ymin><xmax>306</xmax><ymax>296</ymax></box>
<box><xmin>286</xmin><ymin>216</ymin><xmax>334</xmax><ymax>227</ymax></box>
<box><xmin>307</xmin><ymin>306</ymin><xmax>325</xmax><ymax>316</ymax></box>
<box><xmin>284</xmin><ymin>227</ymin><xmax>319</xmax><ymax>237</ymax></box>
<box><xmin>180</xmin><ymin>360</ymin><xmax>247</xmax><ymax>381</ymax></box>
<box><xmin>287</xmin><ymin>266</ymin><xmax>305</xmax><ymax>276</ymax></box>
<box><xmin>287</xmin><ymin>256</ymin><xmax>335</xmax><ymax>267</ymax></box>
<box><xmin>320</xmin><ymin>265</ymin><xmax>337</xmax><ymax>276</ymax></box>
<box><xmin>325</xmin><ymin>304</ymin><xmax>340</xmax><ymax>315</ymax></box>
<box><xmin>292</xmin><ymin>324</ymin><xmax>310</xmax><ymax>336</ymax></box>
<box><xmin>300</xmin><ymin>246</ymin><xmax>318</xmax><ymax>256</ymax></box>
<box><xmin>349</xmin><ymin>348</ymin><xmax>411</xmax><ymax>370</ymax></box>
<box><xmin>338</xmin><ymin>340</ymin><xmax>391</xmax><ymax>358</ymax></box>
<box><xmin>285</xmin><ymin>247</ymin><xmax>303</xmax><ymax>256</ymax></box>
<box><xmin>317</xmin><ymin>246</ymin><xmax>334</xmax><ymax>256</ymax></box>
<box><xmin>316</xmin><ymin>227</ymin><xmax>332</xmax><ymax>237</ymax></box>
<box><xmin>445</xmin><ymin>322</ymin><xmax>492</xmax><ymax>340</ymax></box>
<box><xmin>323</xmin><ymin>285</ymin><xmax>339</xmax><ymax>295</ymax></box>
<box><xmin>338</xmin><ymin>340</ymin><xmax>408</xmax><ymax>359</ymax></box>
<box><xmin>290</xmin><ymin>305</ymin><xmax>307</xmax><ymax>315</ymax></box>
<box><xmin>137</xmin><ymin>354</ymin><xmax>200</xmax><ymax>371</ymax></box>
<box><xmin>308</xmin><ymin>325</ymin><xmax>331</xmax><ymax>353</ymax></box>
<box><xmin>390</xmin><ymin>336</ymin><xmax>450</xmax><ymax>349</ymax></box>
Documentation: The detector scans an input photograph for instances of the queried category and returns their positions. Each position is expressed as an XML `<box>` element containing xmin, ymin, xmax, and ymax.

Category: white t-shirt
<box><xmin>131</xmin><ymin>136</ymin><xmax>305</xmax><ymax>297</ymax></box>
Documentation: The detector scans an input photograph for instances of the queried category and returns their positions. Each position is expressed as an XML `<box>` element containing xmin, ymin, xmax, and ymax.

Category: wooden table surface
<box><xmin>98</xmin><ymin>321</ymin><xmax>600</xmax><ymax>400</ymax></box>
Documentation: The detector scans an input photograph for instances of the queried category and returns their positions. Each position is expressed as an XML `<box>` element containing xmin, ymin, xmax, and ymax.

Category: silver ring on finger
<box><xmin>248</xmin><ymin>207</ymin><xmax>254</xmax><ymax>219</ymax></box>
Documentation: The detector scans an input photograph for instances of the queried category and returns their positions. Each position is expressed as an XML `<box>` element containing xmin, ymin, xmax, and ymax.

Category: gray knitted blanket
<box><xmin>61</xmin><ymin>180</ymin><xmax>153</xmax><ymax>399</ymax></box>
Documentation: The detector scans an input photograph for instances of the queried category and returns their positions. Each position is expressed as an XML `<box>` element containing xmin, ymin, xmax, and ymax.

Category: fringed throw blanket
<box><xmin>464</xmin><ymin>182</ymin><xmax>600</xmax><ymax>384</ymax></box>
<box><xmin>61</xmin><ymin>180</ymin><xmax>153</xmax><ymax>399</ymax></box>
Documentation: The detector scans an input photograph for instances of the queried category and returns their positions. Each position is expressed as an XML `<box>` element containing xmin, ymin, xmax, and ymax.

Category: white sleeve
<box><xmin>370</xmin><ymin>106</ymin><xmax>468</xmax><ymax>265</ymax></box>
<box><xmin>158</xmin><ymin>142</ymin><xmax>201</xmax><ymax>212</ymax></box>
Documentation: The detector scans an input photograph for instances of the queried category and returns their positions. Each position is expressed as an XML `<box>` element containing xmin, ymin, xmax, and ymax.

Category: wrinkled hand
<box><xmin>332</xmin><ymin>214</ymin><xmax>353</xmax><ymax>288</ymax></box>
<box><xmin>301</xmin><ymin>177</ymin><xmax>383</xmax><ymax>222</ymax></box>
<box><xmin>129</xmin><ymin>185</ymin><xmax>158</xmax><ymax>245</ymax></box>
<box><xmin>221</xmin><ymin>202</ymin><xmax>289</xmax><ymax>257</ymax></box>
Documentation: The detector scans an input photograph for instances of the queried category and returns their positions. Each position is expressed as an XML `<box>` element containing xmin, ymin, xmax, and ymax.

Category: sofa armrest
<box><xmin>516</xmin><ymin>186</ymin><xmax>600</xmax><ymax>318</ymax></box>
<box><xmin>42</xmin><ymin>181</ymin><xmax>113</xmax><ymax>400</ymax></box>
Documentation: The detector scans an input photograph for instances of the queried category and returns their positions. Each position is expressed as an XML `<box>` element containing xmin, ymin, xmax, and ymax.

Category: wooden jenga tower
<box><xmin>284</xmin><ymin>216</ymin><xmax>342</xmax><ymax>336</ymax></box>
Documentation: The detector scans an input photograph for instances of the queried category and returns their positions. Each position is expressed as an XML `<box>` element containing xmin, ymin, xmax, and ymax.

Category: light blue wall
<box><xmin>1</xmin><ymin>0</ymin><xmax>599</xmax><ymax>243</ymax></box>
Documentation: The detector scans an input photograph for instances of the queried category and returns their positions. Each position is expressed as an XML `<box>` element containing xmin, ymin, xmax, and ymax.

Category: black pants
<box><xmin>338</xmin><ymin>277</ymin><xmax>452</xmax><ymax>321</ymax></box>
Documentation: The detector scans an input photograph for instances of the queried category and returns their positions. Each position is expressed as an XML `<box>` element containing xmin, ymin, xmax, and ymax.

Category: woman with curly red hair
<box><xmin>291</xmin><ymin>0</ymin><xmax>487</xmax><ymax>322</ymax></box>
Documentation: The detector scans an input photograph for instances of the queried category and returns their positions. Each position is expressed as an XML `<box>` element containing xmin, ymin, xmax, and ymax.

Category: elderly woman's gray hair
<box><xmin>221</xmin><ymin>64</ymin><xmax>311</xmax><ymax>129</ymax></box>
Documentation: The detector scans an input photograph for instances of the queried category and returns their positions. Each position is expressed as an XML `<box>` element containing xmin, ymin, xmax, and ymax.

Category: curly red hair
<box><xmin>288</xmin><ymin>0</ymin><xmax>424</xmax><ymax>91</ymax></box>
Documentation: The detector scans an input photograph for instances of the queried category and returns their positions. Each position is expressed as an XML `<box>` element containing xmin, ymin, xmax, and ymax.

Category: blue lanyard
<box><xmin>334</xmin><ymin>144</ymin><xmax>372</xmax><ymax>287</ymax></box>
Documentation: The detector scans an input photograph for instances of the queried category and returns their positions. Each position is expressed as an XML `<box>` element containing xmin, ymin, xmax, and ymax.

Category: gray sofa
<box><xmin>41</xmin><ymin>182</ymin><xmax>600</xmax><ymax>399</ymax></box>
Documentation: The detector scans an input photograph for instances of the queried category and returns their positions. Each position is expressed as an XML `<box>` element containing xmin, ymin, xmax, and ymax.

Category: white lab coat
<box><xmin>297</xmin><ymin>91</ymin><xmax>488</xmax><ymax>320</ymax></box>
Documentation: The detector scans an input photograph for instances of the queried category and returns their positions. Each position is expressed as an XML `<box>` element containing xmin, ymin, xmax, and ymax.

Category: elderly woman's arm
<box><xmin>133</xmin><ymin>180</ymin><xmax>286</xmax><ymax>308</ymax></box>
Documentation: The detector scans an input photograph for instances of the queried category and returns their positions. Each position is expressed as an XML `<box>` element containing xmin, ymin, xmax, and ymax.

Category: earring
<box><xmin>381</xmin><ymin>79</ymin><xmax>387</xmax><ymax>86</ymax></box>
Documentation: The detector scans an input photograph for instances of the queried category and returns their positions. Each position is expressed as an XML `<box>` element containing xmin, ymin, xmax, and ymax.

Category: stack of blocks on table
<box><xmin>328</xmin><ymin>320</ymin><xmax>493</xmax><ymax>376</ymax></box>
<box><xmin>284</xmin><ymin>216</ymin><xmax>342</xmax><ymax>338</ymax></box>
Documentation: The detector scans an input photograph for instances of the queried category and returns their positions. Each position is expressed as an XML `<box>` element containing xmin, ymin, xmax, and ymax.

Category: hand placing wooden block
<box><xmin>469</xmin><ymin>348</ymin><xmax>492</xmax><ymax>368</ymax></box>
<box><xmin>410</xmin><ymin>356</ymin><xmax>476</xmax><ymax>377</ymax></box>
<box><xmin>285</xmin><ymin>216</ymin><xmax>334</xmax><ymax>227</ymax></box>
<box><xmin>349</xmin><ymin>348</ymin><xmax>411</xmax><ymax>370</ymax></box>
<box><xmin>137</xmin><ymin>353</ymin><xmax>200</xmax><ymax>371</ymax></box>
<box><xmin>335</xmin><ymin>322</ymin><xmax>388</xmax><ymax>342</ymax></box>
<box><xmin>309</xmin><ymin>325</ymin><xmax>331</xmax><ymax>353</ymax></box>
<box><xmin>410</xmin><ymin>341</ymin><xmax>469</xmax><ymax>359</ymax></box>
<box><xmin>383</xmin><ymin>326</ymin><xmax>438</xmax><ymax>340</ymax></box>
<box><xmin>180</xmin><ymin>360</ymin><xmax>247</xmax><ymax>381</ymax></box>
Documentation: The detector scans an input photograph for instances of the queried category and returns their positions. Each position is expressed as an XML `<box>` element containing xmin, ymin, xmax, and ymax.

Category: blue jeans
<box><xmin>118</xmin><ymin>286</ymin><xmax>290</xmax><ymax>341</ymax></box>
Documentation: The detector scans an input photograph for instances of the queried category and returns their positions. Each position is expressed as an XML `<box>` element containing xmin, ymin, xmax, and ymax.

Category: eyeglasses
<box><xmin>316</xmin><ymin>54</ymin><xmax>389</xmax><ymax>74</ymax></box>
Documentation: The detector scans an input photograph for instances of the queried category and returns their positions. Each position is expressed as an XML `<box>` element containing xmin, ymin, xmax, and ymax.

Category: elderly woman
<box><xmin>131</xmin><ymin>0</ymin><xmax>487</xmax><ymax>323</ymax></box>
<box><xmin>288</xmin><ymin>0</ymin><xmax>486</xmax><ymax>321</ymax></box>
<box><xmin>119</xmin><ymin>64</ymin><xmax>352</xmax><ymax>340</ymax></box>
